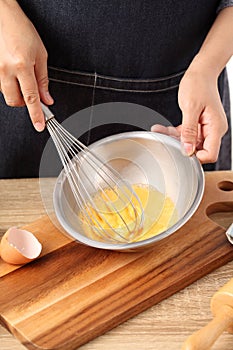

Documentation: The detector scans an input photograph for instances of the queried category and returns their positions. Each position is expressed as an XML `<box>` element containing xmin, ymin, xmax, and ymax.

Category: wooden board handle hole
<box><xmin>218</xmin><ymin>181</ymin><xmax>233</xmax><ymax>192</ymax></box>
<box><xmin>206</xmin><ymin>202</ymin><xmax>233</xmax><ymax>229</ymax></box>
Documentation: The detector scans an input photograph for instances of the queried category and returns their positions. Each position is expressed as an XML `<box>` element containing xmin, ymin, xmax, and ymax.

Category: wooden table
<box><xmin>0</xmin><ymin>178</ymin><xmax>233</xmax><ymax>350</ymax></box>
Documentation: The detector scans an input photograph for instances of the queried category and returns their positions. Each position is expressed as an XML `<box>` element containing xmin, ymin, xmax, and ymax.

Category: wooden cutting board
<box><xmin>0</xmin><ymin>171</ymin><xmax>233</xmax><ymax>350</ymax></box>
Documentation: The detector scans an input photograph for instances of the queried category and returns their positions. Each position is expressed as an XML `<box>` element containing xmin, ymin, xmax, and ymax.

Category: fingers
<box><xmin>180</xmin><ymin>102</ymin><xmax>203</xmax><ymax>156</ymax></box>
<box><xmin>196</xmin><ymin>112</ymin><xmax>228</xmax><ymax>164</ymax></box>
<box><xmin>0</xmin><ymin>69</ymin><xmax>52</xmax><ymax>132</ymax></box>
<box><xmin>17</xmin><ymin>66</ymin><xmax>45</xmax><ymax>132</ymax></box>
<box><xmin>0</xmin><ymin>53</ymin><xmax>53</xmax><ymax>132</ymax></box>
<box><xmin>196</xmin><ymin>135</ymin><xmax>221</xmax><ymax>164</ymax></box>
<box><xmin>35</xmin><ymin>54</ymin><xmax>54</xmax><ymax>106</ymax></box>
<box><xmin>0</xmin><ymin>76</ymin><xmax>24</xmax><ymax>106</ymax></box>
<box><xmin>151</xmin><ymin>124</ymin><xmax>180</xmax><ymax>139</ymax></box>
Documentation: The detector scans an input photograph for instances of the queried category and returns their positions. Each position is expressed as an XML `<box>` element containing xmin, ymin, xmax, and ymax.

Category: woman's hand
<box><xmin>151</xmin><ymin>56</ymin><xmax>228</xmax><ymax>164</ymax></box>
<box><xmin>152</xmin><ymin>6</ymin><xmax>233</xmax><ymax>165</ymax></box>
<box><xmin>0</xmin><ymin>0</ymin><xmax>53</xmax><ymax>131</ymax></box>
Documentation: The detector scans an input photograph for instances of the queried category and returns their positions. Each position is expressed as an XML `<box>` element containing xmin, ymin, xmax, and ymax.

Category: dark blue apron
<box><xmin>0</xmin><ymin>0</ymin><xmax>231</xmax><ymax>177</ymax></box>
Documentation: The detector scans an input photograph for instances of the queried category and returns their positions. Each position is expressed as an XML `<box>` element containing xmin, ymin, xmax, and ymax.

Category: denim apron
<box><xmin>0</xmin><ymin>0</ymin><xmax>231</xmax><ymax>178</ymax></box>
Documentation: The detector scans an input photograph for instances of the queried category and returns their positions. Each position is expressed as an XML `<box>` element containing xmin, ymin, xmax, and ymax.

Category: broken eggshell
<box><xmin>0</xmin><ymin>227</ymin><xmax>42</xmax><ymax>265</ymax></box>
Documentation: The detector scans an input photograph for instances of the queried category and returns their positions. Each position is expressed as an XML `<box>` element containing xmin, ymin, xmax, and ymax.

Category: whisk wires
<box><xmin>43</xmin><ymin>104</ymin><xmax>144</xmax><ymax>243</ymax></box>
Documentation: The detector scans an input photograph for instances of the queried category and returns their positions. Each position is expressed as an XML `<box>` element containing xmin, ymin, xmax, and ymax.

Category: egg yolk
<box><xmin>78</xmin><ymin>184</ymin><xmax>178</xmax><ymax>242</ymax></box>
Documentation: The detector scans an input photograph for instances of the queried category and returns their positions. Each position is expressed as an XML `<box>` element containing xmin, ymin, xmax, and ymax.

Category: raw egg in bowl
<box><xmin>52</xmin><ymin>131</ymin><xmax>204</xmax><ymax>251</ymax></box>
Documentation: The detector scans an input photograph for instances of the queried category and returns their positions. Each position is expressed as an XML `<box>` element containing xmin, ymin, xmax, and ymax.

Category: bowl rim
<box><xmin>53</xmin><ymin>131</ymin><xmax>205</xmax><ymax>250</ymax></box>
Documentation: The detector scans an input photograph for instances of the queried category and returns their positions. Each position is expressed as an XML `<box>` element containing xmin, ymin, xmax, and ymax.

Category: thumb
<box><xmin>180</xmin><ymin>106</ymin><xmax>201</xmax><ymax>156</ymax></box>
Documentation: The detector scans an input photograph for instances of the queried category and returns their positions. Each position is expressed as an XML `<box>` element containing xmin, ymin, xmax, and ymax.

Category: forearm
<box><xmin>191</xmin><ymin>6</ymin><xmax>233</xmax><ymax>78</ymax></box>
<box><xmin>0</xmin><ymin>0</ymin><xmax>23</xmax><ymax>16</ymax></box>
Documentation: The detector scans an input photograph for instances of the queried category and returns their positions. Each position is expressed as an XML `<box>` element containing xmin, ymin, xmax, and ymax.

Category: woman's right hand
<box><xmin>0</xmin><ymin>0</ymin><xmax>53</xmax><ymax>131</ymax></box>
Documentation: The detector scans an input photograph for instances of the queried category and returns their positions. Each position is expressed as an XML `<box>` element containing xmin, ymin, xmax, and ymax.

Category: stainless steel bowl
<box><xmin>53</xmin><ymin>131</ymin><xmax>205</xmax><ymax>251</ymax></box>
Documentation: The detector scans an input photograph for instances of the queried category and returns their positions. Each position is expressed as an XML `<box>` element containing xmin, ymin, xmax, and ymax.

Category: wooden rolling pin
<box><xmin>182</xmin><ymin>278</ymin><xmax>233</xmax><ymax>350</ymax></box>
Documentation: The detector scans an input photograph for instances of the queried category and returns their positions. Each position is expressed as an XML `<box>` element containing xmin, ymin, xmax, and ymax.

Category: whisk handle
<box><xmin>41</xmin><ymin>102</ymin><xmax>54</xmax><ymax>122</ymax></box>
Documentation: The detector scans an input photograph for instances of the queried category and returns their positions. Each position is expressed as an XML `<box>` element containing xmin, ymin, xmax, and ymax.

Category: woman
<box><xmin>0</xmin><ymin>0</ymin><xmax>232</xmax><ymax>177</ymax></box>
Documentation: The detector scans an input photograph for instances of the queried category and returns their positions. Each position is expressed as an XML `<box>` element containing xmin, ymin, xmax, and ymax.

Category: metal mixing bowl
<box><xmin>53</xmin><ymin>131</ymin><xmax>205</xmax><ymax>251</ymax></box>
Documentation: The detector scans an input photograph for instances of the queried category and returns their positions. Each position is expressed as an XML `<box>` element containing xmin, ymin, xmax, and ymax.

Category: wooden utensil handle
<box><xmin>181</xmin><ymin>305</ymin><xmax>233</xmax><ymax>350</ymax></box>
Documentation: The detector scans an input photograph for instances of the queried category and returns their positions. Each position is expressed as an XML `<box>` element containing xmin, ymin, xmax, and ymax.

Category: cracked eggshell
<box><xmin>0</xmin><ymin>227</ymin><xmax>42</xmax><ymax>265</ymax></box>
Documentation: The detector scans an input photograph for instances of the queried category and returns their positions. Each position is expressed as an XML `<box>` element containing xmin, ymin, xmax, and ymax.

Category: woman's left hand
<box><xmin>151</xmin><ymin>56</ymin><xmax>228</xmax><ymax>164</ymax></box>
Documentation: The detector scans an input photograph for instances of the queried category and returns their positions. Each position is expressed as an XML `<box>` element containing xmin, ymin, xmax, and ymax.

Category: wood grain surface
<box><xmin>0</xmin><ymin>172</ymin><xmax>233</xmax><ymax>350</ymax></box>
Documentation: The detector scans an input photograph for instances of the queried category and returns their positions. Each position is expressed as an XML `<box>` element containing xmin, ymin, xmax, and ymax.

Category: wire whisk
<box><xmin>41</xmin><ymin>103</ymin><xmax>144</xmax><ymax>243</ymax></box>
